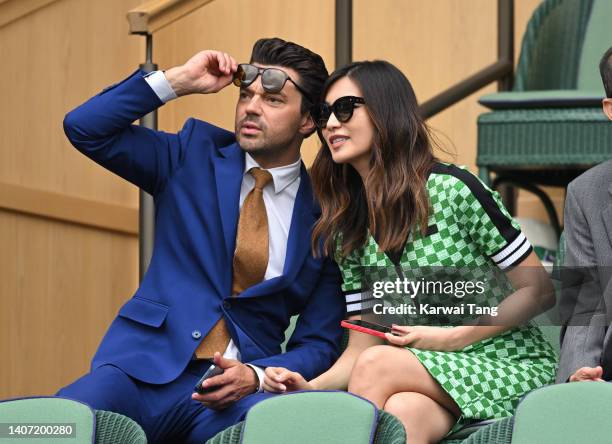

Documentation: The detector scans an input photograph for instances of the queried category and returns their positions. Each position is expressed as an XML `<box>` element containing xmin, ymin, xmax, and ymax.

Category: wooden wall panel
<box><xmin>353</xmin><ymin>0</ymin><xmax>497</xmax><ymax>168</ymax></box>
<box><xmin>0</xmin><ymin>0</ymin><xmax>145</xmax><ymax>398</ymax></box>
<box><xmin>0</xmin><ymin>209</ymin><xmax>138</xmax><ymax>398</ymax></box>
<box><xmin>0</xmin><ymin>0</ymin><xmax>145</xmax><ymax>207</ymax></box>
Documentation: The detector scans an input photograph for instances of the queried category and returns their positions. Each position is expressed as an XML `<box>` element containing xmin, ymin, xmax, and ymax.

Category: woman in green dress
<box><xmin>263</xmin><ymin>60</ymin><xmax>557</xmax><ymax>443</ymax></box>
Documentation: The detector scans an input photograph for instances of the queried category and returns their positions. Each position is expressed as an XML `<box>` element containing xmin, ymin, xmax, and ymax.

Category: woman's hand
<box><xmin>384</xmin><ymin>325</ymin><xmax>466</xmax><ymax>351</ymax></box>
<box><xmin>263</xmin><ymin>367</ymin><xmax>313</xmax><ymax>393</ymax></box>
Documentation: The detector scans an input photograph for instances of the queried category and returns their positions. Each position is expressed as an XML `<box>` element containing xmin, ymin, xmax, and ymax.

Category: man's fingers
<box><xmin>201</xmin><ymin>373</ymin><xmax>227</xmax><ymax>390</ymax></box>
<box><xmin>580</xmin><ymin>366</ymin><xmax>601</xmax><ymax>377</ymax></box>
<box><xmin>571</xmin><ymin>366</ymin><xmax>605</xmax><ymax>382</ymax></box>
<box><xmin>214</xmin><ymin>352</ymin><xmax>240</xmax><ymax>369</ymax></box>
<box><xmin>222</xmin><ymin>53</ymin><xmax>233</xmax><ymax>75</ymax></box>
<box><xmin>193</xmin><ymin>383</ymin><xmax>233</xmax><ymax>404</ymax></box>
<box><xmin>213</xmin><ymin>51</ymin><xmax>225</xmax><ymax>73</ymax></box>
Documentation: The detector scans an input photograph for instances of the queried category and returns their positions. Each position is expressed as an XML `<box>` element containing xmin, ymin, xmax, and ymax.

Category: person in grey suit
<box><xmin>557</xmin><ymin>46</ymin><xmax>612</xmax><ymax>383</ymax></box>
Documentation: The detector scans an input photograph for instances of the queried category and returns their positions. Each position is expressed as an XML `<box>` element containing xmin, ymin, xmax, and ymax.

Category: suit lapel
<box><xmin>239</xmin><ymin>164</ymin><xmax>317</xmax><ymax>299</ymax></box>
<box><xmin>212</xmin><ymin>143</ymin><xmax>244</xmax><ymax>267</ymax></box>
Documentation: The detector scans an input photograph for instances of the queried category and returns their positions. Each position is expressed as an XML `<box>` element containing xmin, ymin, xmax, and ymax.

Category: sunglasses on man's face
<box><xmin>315</xmin><ymin>96</ymin><xmax>366</xmax><ymax>128</ymax></box>
<box><xmin>233</xmin><ymin>63</ymin><xmax>311</xmax><ymax>99</ymax></box>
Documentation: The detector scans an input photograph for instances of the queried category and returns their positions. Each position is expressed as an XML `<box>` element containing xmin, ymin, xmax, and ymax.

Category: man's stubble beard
<box><xmin>236</xmin><ymin>129</ymin><xmax>300</xmax><ymax>160</ymax></box>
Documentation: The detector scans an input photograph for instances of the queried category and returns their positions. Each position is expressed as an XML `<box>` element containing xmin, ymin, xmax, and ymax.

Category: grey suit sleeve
<box><xmin>556</xmin><ymin>183</ymin><xmax>606</xmax><ymax>382</ymax></box>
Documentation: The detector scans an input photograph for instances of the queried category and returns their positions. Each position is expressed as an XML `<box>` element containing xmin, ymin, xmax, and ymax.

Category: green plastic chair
<box><xmin>512</xmin><ymin>382</ymin><xmax>612</xmax><ymax>443</ymax></box>
<box><xmin>477</xmin><ymin>0</ymin><xmax>612</xmax><ymax>231</ymax></box>
<box><xmin>0</xmin><ymin>397</ymin><xmax>146</xmax><ymax>444</ymax></box>
<box><xmin>206</xmin><ymin>391</ymin><xmax>405</xmax><ymax>444</ymax></box>
<box><xmin>94</xmin><ymin>410</ymin><xmax>147</xmax><ymax>444</ymax></box>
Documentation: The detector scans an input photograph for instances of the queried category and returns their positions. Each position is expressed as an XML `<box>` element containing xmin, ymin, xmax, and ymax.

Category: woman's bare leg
<box><xmin>384</xmin><ymin>392</ymin><xmax>456</xmax><ymax>444</ymax></box>
<box><xmin>348</xmin><ymin>345</ymin><xmax>459</xmax><ymax>413</ymax></box>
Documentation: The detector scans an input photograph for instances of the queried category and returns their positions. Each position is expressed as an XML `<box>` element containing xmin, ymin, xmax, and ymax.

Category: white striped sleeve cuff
<box><xmin>490</xmin><ymin>232</ymin><xmax>533</xmax><ymax>270</ymax></box>
<box><xmin>344</xmin><ymin>291</ymin><xmax>379</xmax><ymax>315</ymax></box>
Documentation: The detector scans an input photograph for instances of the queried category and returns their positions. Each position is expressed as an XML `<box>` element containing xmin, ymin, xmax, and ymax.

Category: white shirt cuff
<box><xmin>143</xmin><ymin>70</ymin><xmax>178</xmax><ymax>103</ymax></box>
<box><xmin>245</xmin><ymin>364</ymin><xmax>265</xmax><ymax>392</ymax></box>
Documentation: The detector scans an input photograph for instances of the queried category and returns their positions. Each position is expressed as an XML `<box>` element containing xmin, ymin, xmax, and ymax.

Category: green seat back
<box><xmin>241</xmin><ymin>391</ymin><xmax>378</xmax><ymax>444</ymax></box>
<box><xmin>576</xmin><ymin>0</ymin><xmax>612</xmax><ymax>91</ymax></box>
<box><xmin>514</xmin><ymin>0</ymin><xmax>611</xmax><ymax>94</ymax></box>
<box><xmin>95</xmin><ymin>410</ymin><xmax>147</xmax><ymax>444</ymax></box>
<box><xmin>0</xmin><ymin>397</ymin><xmax>95</xmax><ymax>444</ymax></box>
<box><xmin>512</xmin><ymin>382</ymin><xmax>612</xmax><ymax>443</ymax></box>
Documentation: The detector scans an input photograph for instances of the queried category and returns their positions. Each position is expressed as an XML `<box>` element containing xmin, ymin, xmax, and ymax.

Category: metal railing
<box><xmin>420</xmin><ymin>0</ymin><xmax>514</xmax><ymax>118</ymax></box>
<box><xmin>127</xmin><ymin>0</ymin><xmax>215</xmax><ymax>279</ymax></box>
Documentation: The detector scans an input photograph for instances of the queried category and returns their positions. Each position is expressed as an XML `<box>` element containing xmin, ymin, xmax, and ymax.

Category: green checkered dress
<box><xmin>338</xmin><ymin>163</ymin><xmax>557</xmax><ymax>431</ymax></box>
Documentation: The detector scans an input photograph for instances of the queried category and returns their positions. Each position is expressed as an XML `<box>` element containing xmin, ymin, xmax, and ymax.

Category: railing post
<box><xmin>497</xmin><ymin>0</ymin><xmax>514</xmax><ymax>91</ymax></box>
<box><xmin>335</xmin><ymin>0</ymin><xmax>352</xmax><ymax>68</ymax></box>
<box><xmin>139</xmin><ymin>34</ymin><xmax>157</xmax><ymax>281</ymax></box>
<box><xmin>497</xmin><ymin>0</ymin><xmax>516</xmax><ymax>213</ymax></box>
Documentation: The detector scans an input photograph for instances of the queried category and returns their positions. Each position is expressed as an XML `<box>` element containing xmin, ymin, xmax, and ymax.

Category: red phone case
<box><xmin>341</xmin><ymin>320</ymin><xmax>389</xmax><ymax>339</ymax></box>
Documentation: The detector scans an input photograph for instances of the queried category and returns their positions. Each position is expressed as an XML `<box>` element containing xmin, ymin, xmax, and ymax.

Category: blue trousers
<box><xmin>57</xmin><ymin>360</ymin><xmax>273</xmax><ymax>443</ymax></box>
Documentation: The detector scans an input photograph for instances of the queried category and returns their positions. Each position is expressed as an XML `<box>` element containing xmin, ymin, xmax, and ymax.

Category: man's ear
<box><xmin>299</xmin><ymin>113</ymin><xmax>317</xmax><ymax>138</ymax></box>
<box><xmin>603</xmin><ymin>98</ymin><xmax>612</xmax><ymax>121</ymax></box>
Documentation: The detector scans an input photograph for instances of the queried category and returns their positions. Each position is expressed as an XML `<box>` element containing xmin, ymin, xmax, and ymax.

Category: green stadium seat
<box><xmin>206</xmin><ymin>391</ymin><xmax>405</xmax><ymax>444</ymax></box>
<box><xmin>0</xmin><ymin>396</ymin><xmax>146</xmax><ymax>444</ymax></box>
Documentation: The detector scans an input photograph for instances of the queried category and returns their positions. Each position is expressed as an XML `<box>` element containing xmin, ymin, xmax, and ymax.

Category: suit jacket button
<box><xmin>223</xmin><ymin>301</ymin><xmax>231</xmax><ymax>310</ymax></box>
<box><xmin>192</xmin><ymin>330</ymin><xmax>202</xmax><ymax>339</ymax></box>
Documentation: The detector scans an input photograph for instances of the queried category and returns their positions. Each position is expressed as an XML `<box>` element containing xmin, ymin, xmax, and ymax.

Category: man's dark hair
<box><xmin>600</xmin><ymin>46</ymin><xmax>612</xmax><ymax>98</ymax></box>
<box><xmin>249</xmin><ymin>37</ymin><xmax>328</xmax><ymax>114</ymax></box>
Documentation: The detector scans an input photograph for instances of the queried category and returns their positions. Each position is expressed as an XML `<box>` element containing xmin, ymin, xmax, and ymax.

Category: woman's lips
<box><xmin>328</xmin><ymin>135</ymin><xmax>350</xmax><ymax>150</ymax></box>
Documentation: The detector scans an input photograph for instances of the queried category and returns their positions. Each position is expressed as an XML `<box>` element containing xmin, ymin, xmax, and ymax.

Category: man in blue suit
<box><xmin>59</xmin><ymin>38</ymin><xmax>345</xmax><ymax>443</ymax></box>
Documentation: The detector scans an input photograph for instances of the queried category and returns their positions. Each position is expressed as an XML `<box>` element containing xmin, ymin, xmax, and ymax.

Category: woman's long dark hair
<box><xmin>310</xmin><ymin>60</ymin><xmax>436</xmax><ymax>260</ymax></box>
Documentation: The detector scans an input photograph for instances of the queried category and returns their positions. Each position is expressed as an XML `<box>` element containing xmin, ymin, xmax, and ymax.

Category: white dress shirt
<box><xmin>144</xmin><ymin>71</ymin><xmax>302</xmax><ymax>391</ymax></box>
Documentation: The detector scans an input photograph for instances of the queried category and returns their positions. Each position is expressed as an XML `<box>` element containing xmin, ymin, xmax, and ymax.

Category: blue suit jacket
<box><xmin>63</xmin><ymin>70</ymin><xmax>345</xmax><ymax>384</ymax></box>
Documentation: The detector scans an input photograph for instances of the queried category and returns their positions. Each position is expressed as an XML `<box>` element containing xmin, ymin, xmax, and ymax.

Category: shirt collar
<box><xmin>244</xmin><ymin>152</ymin><xmax>301</xmax><ymax>194</ymax></box>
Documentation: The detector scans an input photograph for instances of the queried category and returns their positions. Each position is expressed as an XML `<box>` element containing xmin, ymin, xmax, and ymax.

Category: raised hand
<box><xmin>164</xmin><ymin>50</ymin><xmax>238</xmax><ymax>96</ymax></box>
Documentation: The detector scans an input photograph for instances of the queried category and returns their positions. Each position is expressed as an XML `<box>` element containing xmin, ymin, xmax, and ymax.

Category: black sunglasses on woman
<box><xmin>315</xmin><ymin>96</ymin><xmax>365</xmax><ymax>128</ymax></box>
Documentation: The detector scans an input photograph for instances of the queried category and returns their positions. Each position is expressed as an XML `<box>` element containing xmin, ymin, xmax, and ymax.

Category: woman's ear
<box><xmin>603</xmin><ymin>98</ymin><xmax>612</xmax><ymax>121</ymax></box>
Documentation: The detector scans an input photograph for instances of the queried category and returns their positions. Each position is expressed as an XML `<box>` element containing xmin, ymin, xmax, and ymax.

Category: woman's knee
<box><xmin>351</xmin><ymin>346</ymin><xmax>393</xmax><ymax>377</ymax></box>
<box><xmin>348</xmin><ymin>345</ymin><xmax>408</xmax><ymax>393</ymax></box>
<box><xmin>383</xmin><ymin>392</ymin><xmax>426</xmax><ymax>418</ymax></box>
